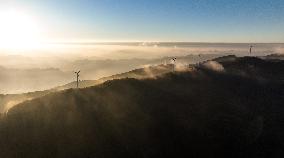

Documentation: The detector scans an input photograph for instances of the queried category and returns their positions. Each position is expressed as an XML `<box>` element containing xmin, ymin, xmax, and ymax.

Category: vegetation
<box><xmin>0</xmin><ymin>56</ymin><xmax>283</xmax><ymax>158</ymax></box>
<box><xmin>0</xmin><ymin>64</ymin><xmax>175</xmax><ymax>113</ymax></box>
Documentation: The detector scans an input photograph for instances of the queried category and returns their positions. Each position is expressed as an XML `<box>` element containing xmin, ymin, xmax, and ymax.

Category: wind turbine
<box><xmin>249</xmin><ymin>45</ymin><xmax>254</xmax><ymax>55</ymax></box>
<box><xmin>74</xmin><ymin>70</ymin><xmax>80</xmax><ymax>88</ymax></box>
<box><xmin>171</xmin><ymin>57</ymin><xmax>177</xmax><ymax>72</ymax></box>
<box><xmin>198</xmin><ymin>54</ymin><xmax>202</xmax><ymax>65</ymax></box>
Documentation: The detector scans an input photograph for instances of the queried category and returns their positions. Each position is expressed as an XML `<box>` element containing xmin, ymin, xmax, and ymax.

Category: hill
<box><xmin>1</xmin><ymin>55</ymin><xmax>284</xmax><ymax>114</ymax></box>
<box><xmin>0</xmin><ymin>53</ymin><xmax>222</xmax><ymax>94</ymax></box>
<box><xmin>0</xmin><ymin>61</ymin><xmax>283</xmax><ymax>158</ymax></box>
<box><xmin>0</xmin><ymin>64</ymin><xmax>180</xmax><ymax>113</ymax></box>
<box><xmin>214</xmin><ymin>55</ymin><xmax>284</xmax><ymax>82</ymax></box>
<box><xmin>54</xmin><ymin>64</ymin><xmax>177</xmax><ymax>90</ymax></box>
<box><xmin>263</xmin><ymin>53</ymin><xmax>284</xmax><ymax>60</ymax></box>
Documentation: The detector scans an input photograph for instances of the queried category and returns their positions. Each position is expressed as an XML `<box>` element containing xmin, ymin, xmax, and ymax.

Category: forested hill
<box><xmin>1</xmin><ymin>55</ymin><xmax>284</xmax><ymax>114</ymax></box>
<box><xmin>0</xmin><ymin>62</ymin><xmax>283</xmax><ymax>158</ymax></box>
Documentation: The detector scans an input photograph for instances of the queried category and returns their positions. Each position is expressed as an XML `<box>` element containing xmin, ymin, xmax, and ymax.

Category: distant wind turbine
<box><xmin>195</xmin><ymin>54</ymin><xmax>202</xmax><ymax>67</ymax></box>
<box><xmin>171</xmin><ymin>57</ymin><xmax>177</xmax><ymax>72</ymax></box>
<box><xmin>249</xmin><ymin>45</ymin><xmax>254</xmax><ymax>55</ymax></box>
<box><xmin>74</xmin><ymin>70</ymin><xmax>80</xmax><ymax>88</ymax></box>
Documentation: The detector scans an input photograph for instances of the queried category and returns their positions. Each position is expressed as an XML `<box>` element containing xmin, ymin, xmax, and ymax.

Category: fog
<box><xmin>202</xmin><ymin>61</ymin><xmax>225</xmax><ymax>72</ymax></box>
<box><xmin>0</xmin><ymin>42</ymin><xmax>283</xmax><ymax>94</ymax></box>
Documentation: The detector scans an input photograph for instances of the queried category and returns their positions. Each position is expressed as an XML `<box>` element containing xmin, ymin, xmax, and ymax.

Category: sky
<box><xmin>1</xmin><ymin>0</ymin><xmax>284</xmax><ymax>43</ymax></box>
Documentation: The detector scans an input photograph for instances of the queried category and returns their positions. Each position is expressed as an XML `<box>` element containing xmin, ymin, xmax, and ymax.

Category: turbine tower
<box><xmin>249</xmin><ymin>45</ymin><xmax>254</xmax><ymax>55</ymax></box>
<box><xmin>198</xmin><ymin>54</ymin><xmax>202</xmax><ymax>65</ymax></box>
<box><xmin>171</xmin><ymin>57</ymin><xmax>177</xmax><ymax>72</ymax></box>
<box><xmin>75</xmin><ymin>70</ymin><xmax>80</xmax><ymax>88</ymax></box>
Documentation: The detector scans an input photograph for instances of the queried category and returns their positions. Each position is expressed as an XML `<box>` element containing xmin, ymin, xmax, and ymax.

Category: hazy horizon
<box><xmin>0</xmin><ymin>42</ymin><xmax>283</xmax><ymax>94</ymax></box>
<box><xmin>0</xmin><ymin>0</ymin><xmax>284</xmax><ymax>44</ymax></box>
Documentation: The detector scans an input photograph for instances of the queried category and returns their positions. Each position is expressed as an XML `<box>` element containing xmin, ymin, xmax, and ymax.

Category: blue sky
<box><xmin>2</xmin><ymin>0</ymin><xmax>284</xmax><ymax>42</ymax></box>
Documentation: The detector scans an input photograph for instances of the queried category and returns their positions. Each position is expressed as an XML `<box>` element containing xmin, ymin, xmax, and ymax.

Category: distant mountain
<box><xmin>0</xmin><ymin>62</ymin><xmax>283</xmax><ymax>158</ymax></box>
<box><xmin>0</xmin><ymin>67</ymin><xmax>72</xmax><ymax>94</ymax></box>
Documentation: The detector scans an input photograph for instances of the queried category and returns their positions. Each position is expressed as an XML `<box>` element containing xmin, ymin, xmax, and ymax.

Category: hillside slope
<box><xmin>54</xmin><ymin>64</ymin><xmax>177</xmax><ymax>90</ymax></box>
<box><xmin>0</xmin><ymin>67</ymin><xmax>283</xmax><ymax>158</ymax></box>
<box><xmin>214</xmin><ymin>55</ymin><xmax>284</xmax><ymax>82</ymax></box>
<box><xmin>0</xmin><ymin>64</ymin><xmax>179</xmax><ymax>114</ymax></box>
<box><xmin>1</xmin><ymin>55</ymin><xmax>284</xmax><ymax>114</ymax></box>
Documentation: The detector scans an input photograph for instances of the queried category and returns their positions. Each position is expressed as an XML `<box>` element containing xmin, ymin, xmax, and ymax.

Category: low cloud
<box><xmin>202</xmin><ymin>61</ymin><xmax>224</xmax><ymax>72</ymax></box>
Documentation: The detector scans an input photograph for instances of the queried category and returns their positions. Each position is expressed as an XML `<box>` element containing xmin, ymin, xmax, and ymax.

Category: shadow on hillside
<box><xmin>0</xmin><ymin>63</ymin><xmax>283</xmax><ymax>158</ymax></box>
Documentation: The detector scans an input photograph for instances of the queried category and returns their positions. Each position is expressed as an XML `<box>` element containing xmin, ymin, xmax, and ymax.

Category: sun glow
<box><xmin>0</xmin><ymin>9</ymin><xmax>43</xmax><ymax>49</ymax></box>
